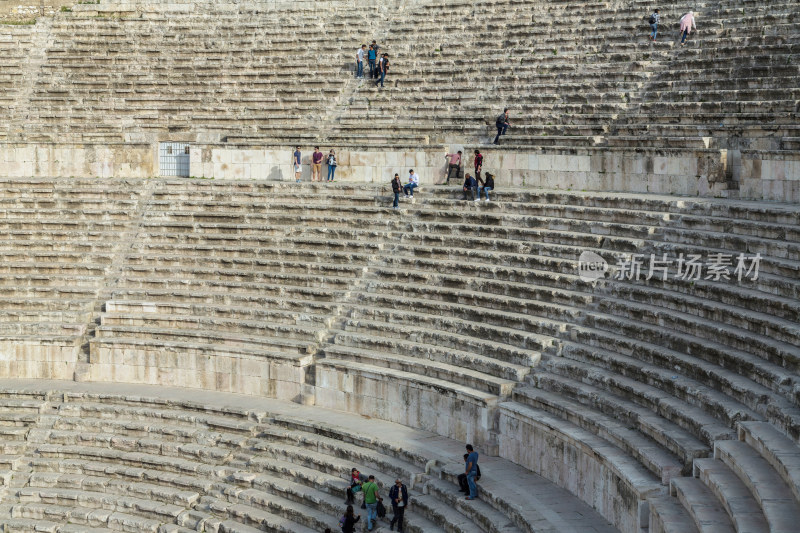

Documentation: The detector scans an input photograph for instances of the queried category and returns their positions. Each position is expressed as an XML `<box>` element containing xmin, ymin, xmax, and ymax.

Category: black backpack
<box><xmin>648</xmin><ymin>14</ymin><xmax>656</xmax><ymax>24</ymax></box>
<box><xmin>496</xmin><ymin>114</ymin><xmax>506</xmax><ymax>127</ymax></box>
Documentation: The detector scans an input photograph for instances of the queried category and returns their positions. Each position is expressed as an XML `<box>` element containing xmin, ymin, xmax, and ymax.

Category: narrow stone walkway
<box><xmin>0</xmin><ymin>378</ymin><xmax>618</xmax><ymax>533</ymax></box>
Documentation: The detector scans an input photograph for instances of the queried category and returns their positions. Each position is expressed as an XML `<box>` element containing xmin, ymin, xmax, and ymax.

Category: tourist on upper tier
<box><xmin>361</xmin><ymin>475</ymin><xmax>381</xmax><ymax>531</ymax></box>
<box><xmin>403</xmin><ymin>169</ymin><xmax>419</xmax><ymax>197</ymax></box>
<box><xmin>478</xmin><ymin>172</ymin><xmax>494</xmax><ymax>202</ymax></box>
<box><xmin>679</xmin><ymin>11</ymin><xmax>696</xmax><ymax>46</ymax></box>
<box><xmin>311</xmin><ymin>146</ymin><xmax>323</xmax><ymax>182</ymax></box>
<box><xmin>368</xmin><ymin>44</ymin><xmax>377</xmax><ymax>79</ymax></box>
<box><xmin>326</xmin><ymin>149</ymin><xmax>337</xmax><ymax>182</ymax></box>
<box><xmin>445</xmin><ymin>150</ymin><xmax>462</xmax><ymax>184</ymax></box>
<box><xmin>464</xmin><ymin>444</ymin><xmax>479</xmax><ymax>500</ymax></box>
<box><xmin>457</xmin><ymin>453</ymin><xmax>481</xmax><ymax>494</ymax></box>
<box><xmin>292</xmin><ymin>146</ymin><xmax>301</xmax><ymax>182</ymax></box>
<box><xmin>371</xmin><ymin>40</ymin><xmax>380</xmax><ymax>56</ymax></box>
<box><xmin>473</xmin><ymin>149</ymin><xmax>483</xmax><ymax>181</ymax></box>
<box><xmin>462</xmin><ymin>173</ymin><xmax>478</xmax><ymax>201</ymax></box>
<box><xmin>340</xmin><ymin>505</ymin><xmax>361</xmax><ymax>533</ymax></box>
<box><xmin>356</xmin><ymin>44</ymin><xmax>366</xmax><ymax>78</ymax></box>
<box><xmin>388</xmin><ymin>478</ymin><xmax>409</xmax><ymax>532</ymax></box>
<box><xmin>345</xmin><ymin>468</ymin><xmax>365</xmax><ymax>504</ymax></box>
<box><xmin>391</xmin><ymin>173</ymin><xmax>401</xmax><ymax>209</ymax></box>
<box><xmin>376</xmin><ymin>54</ymin><xmax>389</xmax><ymax>89</ymax></box>
<box><xmin>648</xmin><ymin>9</ymin><xmax>660</xmax><ymax>41</ymax></box>
<box><xmin>493</xmin><ymin>108</ymin><xmax>510</xmax><ymax>144</ymax></box>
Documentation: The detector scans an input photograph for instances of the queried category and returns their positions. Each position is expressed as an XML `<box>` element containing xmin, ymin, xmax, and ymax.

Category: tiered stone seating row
<box><xmin>2</xmin><ymin>0</ymin><xmax>797</xmax><ymax>150</ymax></box>
<box><xmin>0</xmin><ymin>384</ymin><xmax>591</xmax><ymax>533</ymax></box>
<box><xmin>0</xmin><ymin>178</ymin><xmax>799</xmax><ymax>533</ymax></box>
<box><xmin>0</xmin><ymin>179</ymin><xmax>144</xmax><ymax>379</ymax></box>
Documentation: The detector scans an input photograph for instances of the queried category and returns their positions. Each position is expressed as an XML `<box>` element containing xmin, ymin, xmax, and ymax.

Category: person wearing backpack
<box><xmin>649</xmin><ymin>9</ymin><xmax>659</xmax><ymax>40</ymax></box>
<box><xmin>339</xmin><ymin>505</ymin><xmax>360</xmax><ymax>533</ymax></box>
<box><xmin>493</xmin><ymin>108</ymin><xmax>510</xmax><ymax>144</ymax></box>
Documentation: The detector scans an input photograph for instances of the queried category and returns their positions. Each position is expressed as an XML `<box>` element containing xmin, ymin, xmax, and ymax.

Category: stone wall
<box><xmin>1</xmin><ymin>141</ymin><xmax>798</xmax><ymax>201</ymax></box>
<box><xmin>0</xmin><ymin>143</ymin><xmax>154</xmax><ymax>178</ymax></box>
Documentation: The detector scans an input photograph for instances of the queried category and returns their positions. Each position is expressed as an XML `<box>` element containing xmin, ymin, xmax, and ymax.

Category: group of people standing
<box><xmin>334</xmin><ymin>445</ymin><xmax>479</xmax><ymax>532</ymax></box>
<box><xmin>648</xmin><ymin>8</ymin><xmax>697</xmax><ymax>45</ymax></box>
<box><xmin>293</xmin><ymin>146</ymin><xmax>338</xmax><ymax>182</ymax></box>
<box><xmin>356</xmin><ymin>40</ymin><xmax>390</xmax><ymax>88</ymax></box>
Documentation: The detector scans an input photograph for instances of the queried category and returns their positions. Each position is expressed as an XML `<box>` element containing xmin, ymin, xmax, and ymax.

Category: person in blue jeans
<box><xmin>361</xmin><ymin>475</ymin><xmax>380</xmax><ymax>531</ymax></box>
<box><xmin>464</xmin><ymin>444</ymin><xmax>479</xmax><ymax>500</ymax></box>
<box><xmin>403</xmin><ymin>169</ymin><xmax>419</xmax><ymax>197</ymax></box>
<box><xmin>391</xmin><ymin>173</ymin><xmax>401</xmax><ymax>208</ymax></box>
<box><xmin>649</xmin><ymin>9</ymin><xmax>659</xmax><ymax>40</ymax></box>
<box><xmin>326</xmin><ymin>149</ymin><xmax>337</xmax><ymax>181</ymax></box>
<box><xmin>478</xmin><ymin>172</ymin><xmax>494</xmax><ymax>201</ymax></box>
<box><xmin>367</xmin><ymin>44</ymin><xmax>377</xmax><ymax>78</ymax></box>
<box><xmin>375</xmin><ymin>54</ymin><xmax>389</xmax><ymax>88</ymax></box>
<box><xmin>356</xmin><ymin>44</ymin><xmax>366</xmax><ymax>78</ymax></box>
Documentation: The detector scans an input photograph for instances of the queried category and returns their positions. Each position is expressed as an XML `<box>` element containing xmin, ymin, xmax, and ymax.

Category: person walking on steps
<box><xmin>458</xmin><ymin>453</ymin><xmax>481</xmax><ymax>493</ymax></box>
<box><xmin>679</xmin><ymin>11</ymin><xmax>696</xmax><ymax>46</ymax></box>
<box><xmin>292</xmin><ymin>146</ymin><xmax>302</xmax><ymax>182</ymax></box>
<box><xmin>403</xmin><ymin>169</ymin><xmax>419</xmax><ymax>197</ymax></box>
<box><xmin>375</xmin><ymin>54</ymin><xmax>389</xmax><ymax>88</ymax></box>
<box><xmin>326</xmin><ymin>149</ymin><xmax>337</xmax><ymax>182</ymax></box>
<box><xmin>649</xmin><ymin>9</ymin><xmax>660</xmax><ymax>40</ymax></box>
<box><xmin>473</xmin><ymin>149</ymin><xmax>483</xmax><ymax>182</ymax></box>
<box><xmin>368</xmin><ymin>44</ymin><xmax>377</xmax><ymax>79</ymax></box>
<box><xmin>356</xmin><ymin>44</ymin><xmax>366</xmax><ymax>78</ymax></box>
<box><xmin>391</xmin><ymin>173</ymin><xmax>402</xmax><ymax>209</ymax></box>
<box><xmin>361</xmin><ymin>475</ymin><xmax>381</xmax><ymax>531</ymax></box>
<box><xmin>445</xmin><ymin>150</ymin><xmax>462</xmax><ymax>184</ymax></box>
<box><xmin>389</xmin><ymin>478</ymin><xmax>408</xmax><ymax>532</ymax></box>
<box><xmin>465</xmin><ymin>444</ymin><xmax>479</xmax><ymax>500</ymax></box>
<box><xmin>494</xmin><ymin>108</ymin><xmax>510</xmax><ymax>144</ymax></box>
<box><xmin>339</xmin><ymin>505</ymin><xmax>361</xmax><ymax>533</ymax></box>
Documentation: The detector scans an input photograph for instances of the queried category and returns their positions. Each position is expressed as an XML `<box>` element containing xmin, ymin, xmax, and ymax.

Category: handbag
<box><xmin>377</xmin><ymin>500</ymin><xmax>386</xmax><ymax>518</ymax></box>
<box><xmin>361</xmin><ymin>501</ymin><xmax>366</xmax><ymax>509</ymax></box>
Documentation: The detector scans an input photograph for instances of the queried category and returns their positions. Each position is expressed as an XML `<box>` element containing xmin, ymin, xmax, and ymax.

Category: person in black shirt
<box><xmin>376</xmin><ymin>54</ymin><xmax>389</xmax><ymax>88</ymax></box>
<box><xmin>478</xmin><ymin>172</ymin><xmax>494</xmax><ymax>201</ymax></box>
<box><xmin>391</xmin><ymin>173</ymin><xmax>401</xmax><ymax>209</ymax></box>
<box><xmin>493</xmin><ymin>108</ymin><xmax>510</xmax><ymax>144</ymax></box>
<box><xmin>462</xmin><ymin>173</ymin><xmax>478</xmax><ymax>201</ymax></box>
<box><xmin>340</xmin><ymin>505</ymin><xmax>361</xmax><ymax>533</ymax></box>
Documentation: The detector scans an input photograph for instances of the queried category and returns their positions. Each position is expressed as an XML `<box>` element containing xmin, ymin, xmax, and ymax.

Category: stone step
<box><xmin>670</xmin><ymin>476</ymin><xmax>735</xmax><ymax>533</ymax></box>
<box><xmin>647</xmin><ymin>493</ymin><xmax>700</xmax><ymax>533</ymax></box>
<box><xmin>692</xmin><ymin>458</ymin><xmax>769</xmax><ymax>532</ymax></box>
<box><xmin>714</xmin><ymin>439</ymin><xmax>800</xmax><ymax>532</ymax></box>
<box><xmin>737</xmin><ymin>422</ymin><xmax>800</xmax><ymax>503</ymax></box>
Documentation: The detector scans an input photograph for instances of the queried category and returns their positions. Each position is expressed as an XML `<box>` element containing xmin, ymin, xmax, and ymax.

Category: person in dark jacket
<box><xmin>462</xmin><ymin>173</ymin><xmax>478</xmax><ymax>201</ymax></box>
<box><xmin>493</xmin><ymin>108</ymin><xmax>510</xmax><ymax>144</ymax></box>
<box><xmin>391</xmin><ymin>173</ymin><xmax>401</xmax><ymax>209</ymax></box>
<box><xmin>388</xmin><ymin>478</ymin><xmax>409</xmax><ymax>532</ymax></box>
<box><xmin>341</xmin><ymin>505</ymin><xmax>361</xmax><ymax>533</ymax></box>
<box><xmin>478</xmin><ymin>172</ymin><xmax>494</xmax><ymax>201</ymax></box>
<box><xmin>457</xmin><ymin>453</ymin><xmax>481</xmax><ymax>493</ymax></box>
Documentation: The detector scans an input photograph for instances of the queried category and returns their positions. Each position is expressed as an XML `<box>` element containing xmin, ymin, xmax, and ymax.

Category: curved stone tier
<box><xmin>0</xmin><ymin>379</ymin><xmax>613</xmax><ymax>533</ymax></box>
<box><xmin>0</xmin><ymin>178</ymin><xmax>799</xmax><ymax>532</ymax></box>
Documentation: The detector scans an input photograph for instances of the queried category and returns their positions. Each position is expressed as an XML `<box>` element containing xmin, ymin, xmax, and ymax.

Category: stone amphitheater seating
<box><xmin>0</xmin><ymin>178</ymin><xmax>799</xmax><ymax>532</ymax></box>
<box><xmin>0</xmin><ymin>0</ymin><xmax>797</xmax><ymax>153</ymax></box>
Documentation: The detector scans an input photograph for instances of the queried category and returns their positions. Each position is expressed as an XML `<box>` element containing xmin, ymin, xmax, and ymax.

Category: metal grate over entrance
<box><xmin>159</xmin><ymin>142</ymin><xmax>191</xmax><ymax>177</ymax></box>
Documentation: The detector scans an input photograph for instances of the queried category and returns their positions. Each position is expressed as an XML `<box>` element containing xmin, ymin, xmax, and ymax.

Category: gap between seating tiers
<box><xmin>1</xmin><ymin>179</ymin><xmax>800</xmax><ymax>533</ymax></box>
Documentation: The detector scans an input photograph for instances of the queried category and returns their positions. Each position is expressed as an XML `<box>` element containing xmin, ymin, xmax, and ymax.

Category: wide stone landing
<box><xmin>0</xmin><ymin>379</ymin><xmax>618</xmax><ymax>533</ymax></box>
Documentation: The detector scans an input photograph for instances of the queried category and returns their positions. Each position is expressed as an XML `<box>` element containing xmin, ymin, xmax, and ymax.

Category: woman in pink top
<box><xmin>679</xmin><ymin>11</ymin><xmax>696</xmax><ymax>46</ymax></box>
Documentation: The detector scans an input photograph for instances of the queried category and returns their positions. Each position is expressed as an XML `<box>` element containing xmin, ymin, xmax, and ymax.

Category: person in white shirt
<box><xmin>403</xmin><ymin>169</ymin><xmax>419</xmax><ymax>197</ymax></box>
<box><xmin>356</xmin><ymin>45</ymin><xmax>366</xmax><ymax>78</ymax></box>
